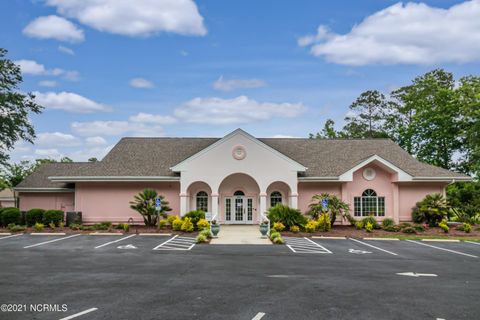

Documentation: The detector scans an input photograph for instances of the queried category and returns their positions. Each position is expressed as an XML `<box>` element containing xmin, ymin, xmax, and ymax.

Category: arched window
<box><xmin>196</xmin><ymin>191</ymin><xmax>208</xmax><ymax>212</ymax></box>
<box><xmin>233</xmin><ymin>190</ymin><xmax>245</xmax><ymax>196</ymax></box>
<box><xmin>354</xmin><ymin>189</ymin><xmax>385</xmax><ymax>217</ymax></box>
<box><xmin>270</xmin><ymin>191</ymin><xmax>282</xmax><ymax>207</ymax></box>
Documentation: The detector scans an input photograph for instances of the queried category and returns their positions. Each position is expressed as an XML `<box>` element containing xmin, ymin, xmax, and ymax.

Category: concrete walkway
<box><xmin>210</xmin><ymin>225</ymin><xmax>271</xmax><ymax>245</ymax></box>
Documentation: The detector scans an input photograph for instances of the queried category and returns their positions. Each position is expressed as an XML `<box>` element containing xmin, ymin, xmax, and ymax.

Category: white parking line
<box><xmin>59</xmin><ymin>307</ymin><xmax>98</xmax><ymax>320</ymax></box>
<box><xmin>350</xmin><ymin>238</ymin><xmax>398</xmax><ymax>256</ymax></box>
<box><xmin>0</xmin><ymin>234</ymin><xmax>22</xmax><ymax>241</ymax></box>
<box><xmin>465</xmin><ymin>241</ymin><xmax>480</xmax><ymax>246</ymax></box>
<box><xmin>152</xmin><ymin>235</ymin><xmax>178</xmax><ymax>250</ymax></box>
<box><xmin>94</xmin><ymin>234</ymin><xmax>136</xmax><ymax>249</ymax></box>
<box><xmin>152</xmin><ymin>235</ymin><xmax>196</xmax><ymax>251</ymax></box>
<box><xmin>24</xmin><ymin>234</ymin><xmax>81</xmax><ymax>249</ymax></box>
<box><xmin>407</xmin><ymin>240</ymin><xmax>478</xmax><ymax>258</ymax></box>
<box><xmin>252</xmin><ymin>312</ymin><xmax>266</xmax><ymax>320</ymax></box>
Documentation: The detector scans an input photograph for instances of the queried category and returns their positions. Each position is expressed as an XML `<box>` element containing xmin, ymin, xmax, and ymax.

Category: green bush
<box><xmin>355</xmin><ymin>221</ymin><xmax>363</xmax><ymax>230</ymax></box>
<box><xmin>412</xmin><ymin>193</ymin><xmax>449</xmax><ymax>227</ymax></box>
<box><xmin>8</xmin><ymin>225</ymin><xmax>26</xmax><ymax>232</ymax></box>
<box><xmin>439</xmin><ymin>219</ymin><xmax>449</xmax><ymax>233</ymax></box>
<box><xmin>267</xmin><ymin>204</ymin><xmax>307</xmax><ymax>229</ymax></box>
<box><xmin>413</xmin><ymin>224</ymin><xmax>425</xmax><ymax>232</ymax></box>
<box><xmin>34</xmin><ymin>222</ymin><xmax>44</xmax><ymax>231</ymax></box>
<box><xmin>167</xmin><ymin>215</ymin><xmax>178</xmax><ymax>224</ymax></box>
<box><xmin>449</xmin><ymin>208</ymin><xmax>480</xmax><ymax>225</ymax></box>
<box><xmin>183</xmin><ymin>210</ymin><xmax>205</xmax><ymax>230</ymax></box>
<box><xmin>463</xmin><ymin>223</ymin><xmax>472</xmax><ymax>233</ymax></box>
<box><xmin>317</xmin><ymin>213</ymin><xmax>331</xmax><ymax>232</ymax></box>
<box><xmin>272</xmin><ymin>222</ymin><xmax>285</xmax><ymax>232</ymax></box>
<box><xmin>93</xmin><ymin>222</ymin><xmax>110</xmax><ymax>230</ymax></box>
<box><xmin>172</xmin><ymin>218</ymin><xmax>183</xmax><ymax>231</ymax></box>
<box><xmin>269</xmin><ymin>231</ymin><xmax>281</xmax><ymax>239</ymax></box>
<box><xmin>1</xmin><ymin>208</ymin><xmax>21</xmax><ymax>226</ymax></box>
<box><xmin>361</xmin><ymin>216</ymin><xmax>380</xmax><ymax>229</ymax></box>
<box><xmin>199</xmin><ymin>229</ymin><xmax>211</xmax><ymax>239</ymax></box>
<box><xmin>402</xmin><ymin>227</ymin><xmax>416</xmax><ymax>234</ymax></box>
<box><xmin>382</xmin><ymin>218</ymin><xmax>395</xmax><ymax>228</ymax></box>
<box><xmin>365</xmin><ymin>222</ymin><xmax>373</xmax><ymax>233</ymax></box>
<box><xmin>48</xmin><ymin>222</ymin><xmax>56</xmax><ymax>229</ymax></box>
<box><xmin>272</xmin><ymin>236</ymin><xmax>284</xmax><ymax>244</ymax></box>
<box><xmin>383</xmin><ymin>225</ymin><xmax>398</xmax><ymax>232</ymax></box>
<box><xmin>158</xmin><ymin>220</ymin><xmax>167</xmax><ymax>229</ymax></box>
<box><xmin>181</xmin><ymin>217</ymin><xmax>194</xmax><ymax>232</ymax></box>
<box><xmin>195</xmin><ymin>234</ymin><xmax>207</xmax><ymax>243</ymax></box>
<box><xmin>447</xmin><ymin>181</ymin><xmax>480</xmax><ymax>220</ymax></box>
<box><xmin>115</xmin><ymin>223</ymin><xmax>130</xmax><ymax>232</ymax></box>
<box><xmin>43</xmin><ymin>210</ymin><xmax>64</xmax><ymax>226</ymax></box>
<box><xmin>80</xmin><ymin>225</ymin><xmax>95</xmax><ymax>231</ymax></box>
<box><xmin>69</xmin><ymin>223</ymin><xmax>81</xmax><ymax>230</ymax></box>
<box><xmin>398</xmin><ymin>222</ymin><xmax>412</xmax><ymax>229</ymax></box>
<box><xmin>26</xmin><ymin>209</ymin><xmax>45</xmax><ymax>226</ymax></box>
<box><xmin>290</xmin><ymin>225</ymin><xmax>300</xmax><ymax>233</ymax></box>
<box><xmin>196</xmin><ymin>218</ymin><xmax>210</xmax><ymax>231</ymax></box>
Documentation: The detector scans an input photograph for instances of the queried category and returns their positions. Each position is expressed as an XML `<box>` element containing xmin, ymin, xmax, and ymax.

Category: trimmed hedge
<box><xmin>26</xmin><ymin>208</ymin><xmax>45</xmax><ymax>226</ymax></box>
<box><xmin>43</xmin><ymin>210</ymin><xmax>64</xmax><ymax>226</ymax></box>
<box><xmin>1</xmin><ymin>208</ymin><xmax>21</xmax><ymax>226</ymax></box>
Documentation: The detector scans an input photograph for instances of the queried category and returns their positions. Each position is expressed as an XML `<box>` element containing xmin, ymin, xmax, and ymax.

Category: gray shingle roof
<box><xmin>16</xmin><ymin>136</ymin><xmax>469</xmax><ymax>189</ymax></box>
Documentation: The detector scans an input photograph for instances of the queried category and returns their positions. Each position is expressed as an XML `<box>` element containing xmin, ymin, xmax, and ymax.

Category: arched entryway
<box><xmin>218</xmin><ymin>173</ymin><xmax>260</xmax><ymax>224</ymax></box>
<box><xmin>186</xmin><ymin>181</ymin><xmax>212</xmax><ymax>213</ymax></box>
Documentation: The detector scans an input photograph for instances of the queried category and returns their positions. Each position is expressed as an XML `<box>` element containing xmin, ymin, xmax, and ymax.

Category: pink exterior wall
<box><xmin>0</xmin><ymin>200</ymin><xmax>15</xmax><ymax>208</ymax></box>
<box><xmin>298</xmin><ymin>182</ymin><xmax>341</xmax><ymax>214</ymax></box>
<box><xmin>19</xmin><ymin>192</ymin><xmax>74</xmax><ymax>212</ymax></box>
<box><xmin>398</xmin><ymin>182</ymin><xmax>447</xmax><ymax>221</ymax></box>
<box><xmin>75</xmin><ymin>182</ymin><xmax>180</xmax><ymax>224</ymax></box>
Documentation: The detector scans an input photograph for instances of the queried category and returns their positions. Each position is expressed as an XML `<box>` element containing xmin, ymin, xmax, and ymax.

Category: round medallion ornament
<box><xmin>232</xmin><ymin>145</ymin><xmax>247</xmax><ymax>160</ymax></box>
<box><xmin>363</xmin><ymin>167</ymin><xmax>376</xmax><ymax>181</ymax></box>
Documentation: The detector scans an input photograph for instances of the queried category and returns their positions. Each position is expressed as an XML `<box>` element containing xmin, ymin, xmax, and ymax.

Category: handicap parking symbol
<box><xmin>117</xmin><ymin>244</ymin><xmax>137</xmax><ymax>250</ymax></box>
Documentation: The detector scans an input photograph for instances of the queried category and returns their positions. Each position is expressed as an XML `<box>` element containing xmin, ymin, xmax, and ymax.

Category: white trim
<box><xmin>48</xmin><ymin>176</ymin><xmax>180</xmax><ymax>182</ymax></box>
<box><xmin>338</xmin><ymin>155</ymin><xmax>413</xmax><ymax>182</ymax></box>
<box><xmin>411</xmin><ymin>176</ymin><xmax>471</xmax><ymax>181</ymax></box>
<box><xmin>170</xmin><ymin>128</ymin><xmax>307</xmax><ymax>172</ymax></box>
<box><xmin>14</xmin><ymin>187</ymin><xmax>74</xmax><ymax>193</ymax></box>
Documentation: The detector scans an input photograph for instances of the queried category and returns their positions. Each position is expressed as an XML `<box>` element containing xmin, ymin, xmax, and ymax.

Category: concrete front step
<box><xmin>210</xmin><ymin>225</ymin><xmax>271</xmax><ymax>245</ymax></box>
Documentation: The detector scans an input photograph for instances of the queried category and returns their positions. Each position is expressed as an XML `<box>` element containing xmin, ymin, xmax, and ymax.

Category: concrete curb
<box><xmin>362</xmin><ymin>238</ymin><xmax>400</xmax><ymax>241</ymax></box>
<box><xmin>0</xmin><ymin>233</ymin><xmax>12</xmax><ymax>236</ymax></box>
<box><xmin>421</xmin><ymin>239</ymin><xmax>460</xmax><ymax>242</ymax></box>
<box><xmin>30</xmin><ymin>232</ymin><xmax>67</xmax><ymax>236</ymax></box>
<box><xmin>138</xmin><ymin>233</ymin><xmax>172</xmax><ymax>236</ymax></box>
<box><xmin>312</xmin><ymin>236</ymin><xmax>346</xmax><ymax>240</ymax></box>
<box><xmin>88</xmin><ymin>232</ymin><xmax>124</xmax><ymax>236</ymax></box>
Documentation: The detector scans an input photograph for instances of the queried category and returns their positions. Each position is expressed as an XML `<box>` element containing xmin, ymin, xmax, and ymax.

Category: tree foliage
<box><xmin>129</xmin><ymin>189</ymin><xmax>172</xmax><ymax>227</ymax></box>
<box><xmin>0</xmin><ymin>48</ymin><xmax>43</xmax><ymax>164</ymax></box>
<box><xmin>308</xmin><ymin>193</ymin><xmax>350</xmax><ymax>226</ymax></box>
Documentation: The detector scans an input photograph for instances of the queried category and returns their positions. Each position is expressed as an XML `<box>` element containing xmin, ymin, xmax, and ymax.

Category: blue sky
<box><xmin>2</xmin><ymin>0</ymin><xmax>480</xmax><ymax>161</ymax></box>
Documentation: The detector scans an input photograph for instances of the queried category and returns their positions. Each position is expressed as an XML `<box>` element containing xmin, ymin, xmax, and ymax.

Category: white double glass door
<box><xmin>224</xmin><ymin>196</ymin><xmax>253</xmax><ymax>224</ymax></box>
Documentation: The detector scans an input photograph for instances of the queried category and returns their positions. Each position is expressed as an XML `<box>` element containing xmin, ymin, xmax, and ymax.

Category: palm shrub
<box><xmin>412</xmin><ymin>193</ymin><xmax>449</xmax><ymax>227</ymax></box>
<box><xmin>308</xmin><ymin>193</ymin><xmax>350</xmax><ymax>226</ymax></box>
<box><xmin>26</xmin><ymin>208</ymin><xmax>45</xmax><ymax>226</ymax></box>
<box><xmin>267</xmin><ymin>203</ymin><xmax>307</xmax><ymax>229</ymax></box>
<box><xmin>129</xmin><ymin>189</ymin><xmax>172</xmax><ymax>227</ymax></box>
<box><xmin>449</xmin><ymin>208</ymin><xmax>480</xmax><ymax>225</ymax></box>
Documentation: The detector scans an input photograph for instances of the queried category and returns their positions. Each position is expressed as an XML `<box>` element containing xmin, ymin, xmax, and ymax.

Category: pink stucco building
<box><xmin>15</xmin><ymin>129</ymin><xmax>470</xmax><ymax>224</ymax></box>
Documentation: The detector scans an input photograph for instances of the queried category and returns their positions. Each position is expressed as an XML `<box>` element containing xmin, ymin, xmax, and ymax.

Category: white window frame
<box><xmin>354</xmin><ymin>189</ymin><xmax>385</xmax><ymax>217</ymax></box>
<box><xmin>196</xmin><ymin>191</ymin><xmax>208</xmax><ymax>212</ymax></box>
<box><xmin>269</xmin><ymin>191</ymin><xmax>283</xmax><ymax>208</ymax></box>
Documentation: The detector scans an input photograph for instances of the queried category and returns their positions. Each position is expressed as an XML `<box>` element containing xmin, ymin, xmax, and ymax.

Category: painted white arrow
<box><xmin>396</xmin><ymin>272</ymin><xmax>438</xmax><ymax>277</ymax></box>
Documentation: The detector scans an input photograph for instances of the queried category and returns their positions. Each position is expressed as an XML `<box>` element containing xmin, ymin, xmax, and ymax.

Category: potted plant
<box><xmin>210</xmin><ymin>220</ymin><xmax>220</xmax><ymax>237</ymax></box>
<box><xmin>259</xmin><ymin>220</ymin><xmax>269</xmax><ymax>237</ymax></box>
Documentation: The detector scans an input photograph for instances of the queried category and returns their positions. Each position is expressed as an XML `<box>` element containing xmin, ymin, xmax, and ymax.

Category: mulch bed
<box><xmin>280</xmin><ymin>225</ymin><xmax>480</xmax><ymax>239</ymax></box>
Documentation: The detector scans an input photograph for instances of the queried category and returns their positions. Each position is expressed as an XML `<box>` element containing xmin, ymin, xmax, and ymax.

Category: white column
<box><xmin>259</xmin><ymin>192</ymin><xmax>267</xmax><ymax>223</ymax></box>
<box><xmin>180</xmin><ymin>193</ymin><xmax>189</xmax><ymax>216</ymax></box>
<box><xmin>289</xmin><ymin>193</ymin><xmax>298</xmax><ymax>209</ymax></box>
<box><xmin>211</xmin><ymin>193</ymin><xmax>219</xmax><ymax>221</ymax></box>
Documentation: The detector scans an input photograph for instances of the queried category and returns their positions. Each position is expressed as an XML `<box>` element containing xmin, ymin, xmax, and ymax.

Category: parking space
<box><xmin>152</xmin><ymin>235</ymin><xmax>196</xmax><ymax>251</ymax></box>
<box><xmin>284</xmin><ymin>237</ymin><xmax>332</xmax><ymax>254</ymax></box>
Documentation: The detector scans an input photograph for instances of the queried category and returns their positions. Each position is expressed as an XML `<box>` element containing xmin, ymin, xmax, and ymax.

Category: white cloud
<box><xmin>129</xmin><ymin>78</ymin><xmax>154</xmax><ymax>89</ymax></box>
<box><xmin>15</xmin><ymin>59</ymin><xmax>79</xmax><ymax>81</ymax></box>
<box><xmin>71</xmin><ymin>121</ymin><xmax>164</xmax><ymax>137</ymax></box>
<box><xmin>129</xmin><ymin>112</ymin><xmax>177</xmax><ymax>125</ymax></box>
<box><xmin>35</xmin><ymin>148</ymin><xmax>63</xmax><ymax>158</ymax></box>
<box><xmin>38</xmin><ymin>80</ymin><xmax>58</xmax><ymax>87</ymax></box>
<box><xmin>23</xmin><ymin>15</ymin><xmax>85</xmax><ymax>43</ymax></box>
<box><xmin>34</xmin><ymin>91</ymin><xmax>112</xmax><ymax>114</ymax></box>
<box><xmin>299</xmin><ymin>1</ymin><xmax>480</xmax><ymax>65</ymax></box>
<box><xmin>270</xmin><ymin>134</ymin><xmax>298</xmax><ymax>138</ymax></box>
<box><xmin>58</xmin><ymin>45</ymin><xmax>75</xmax><ymax>55</ymax></box>
<box><xmin>85</xmin><ymin>136</ymin><xmax>107</xmax><ymax>146</ymax></box>
<box><xmin>36</xmin><ymin>132</ymin><xmax>82</xmax><ymax>147</ymax></box>
<box><xmin>45</xmin><ymin>0</ymin><xmax>207</xmax><ymax>37</ymax></box>
<box><xmin>212</xmin><ymin>76</ymin><xmax>267</xmax><ymax>91</ymax></box>
<box><xmin>174</xmin><ymin>96</ymin><xmax>305</xmax><ymax>125</ymax></box>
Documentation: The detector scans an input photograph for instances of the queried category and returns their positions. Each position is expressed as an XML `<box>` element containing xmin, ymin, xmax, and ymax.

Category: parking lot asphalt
<box><xmin>0</xmin><ymin>235</ymin><xmax>479</xmax><ymax>320</ymax></box>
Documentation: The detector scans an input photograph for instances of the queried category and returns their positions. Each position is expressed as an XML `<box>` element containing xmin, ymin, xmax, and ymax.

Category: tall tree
<box><xmin>309</xmin><ymin>119</ymin><xmax>339</xmax><ymax>139</ymax></box>
<box><xmin>343</xmin><ymin>90</ymin><xmax>390</xmax><ymax>138</ymax></box>
<box><xmin>0</xmin><ymin>48</ymin><xmax>43</xmax><ymax>164</ymax></box>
